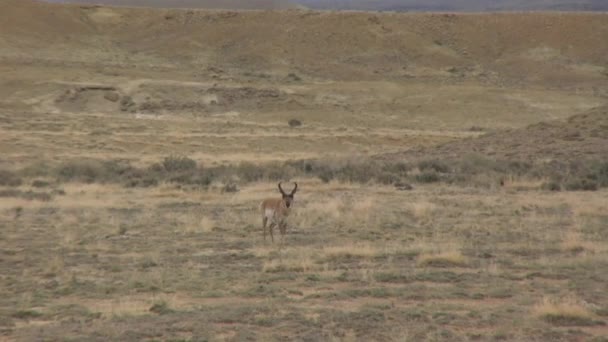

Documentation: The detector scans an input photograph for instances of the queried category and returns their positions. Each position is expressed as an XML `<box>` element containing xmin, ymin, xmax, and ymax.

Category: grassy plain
<box><xmin>1</xmin><ymin>1</ymin><xmax>608</xmax><ymax>340</ymax></box>
<box><xmin>2</xmin><ymin>180</ymin><xmax>608</xmax><ymax>340</ymax></box>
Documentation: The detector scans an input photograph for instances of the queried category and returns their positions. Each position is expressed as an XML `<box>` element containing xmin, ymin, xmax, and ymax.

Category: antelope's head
<box><xmin>278</xmin><ymin>182</ymin><xmax>298</xmax><ymax>208</ymax></box>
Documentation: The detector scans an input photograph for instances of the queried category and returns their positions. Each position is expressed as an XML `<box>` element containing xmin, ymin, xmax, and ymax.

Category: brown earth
<box><xmin>2</xmin><ymin>0</ymin><xmax>608</xmax><ymax>87</ymax></box>
<box><xmin>381</xmin><ymin>104</ymin><xmax>608</xmax><ymax>162</ymax></box>
<box><xmin>44</xmin><ymin>0</ymin><xmax>302</xmax><ymax>9</ymax></box>
<box><xmin>298</xmin><ymin>0</ymin><xmax>608</xmax><ymax>11</ymax></box>
<box><xmin>1</xmin><ymin>1</ymin><xmax>608</xmax><ymax>341</ymax></box>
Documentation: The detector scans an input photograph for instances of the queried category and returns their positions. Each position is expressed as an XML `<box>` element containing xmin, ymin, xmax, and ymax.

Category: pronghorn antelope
<box><xmin>260</xmin><ymin>182</ymin><xmax>298</xmax><ymax>242</ymax></box>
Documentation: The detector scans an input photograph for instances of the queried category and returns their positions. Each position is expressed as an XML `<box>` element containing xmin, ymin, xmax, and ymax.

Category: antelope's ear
<box><xmin>291</xmin><ymin>182</ymin><xmax>298</xmax><ymax>195</ymax></box>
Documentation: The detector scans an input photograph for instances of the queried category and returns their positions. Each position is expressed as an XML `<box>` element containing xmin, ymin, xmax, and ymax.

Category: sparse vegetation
<box><xmin>417</xmin><ymin>250</ymin><xmax>469</xmax><ymax>268</ymax></box>
<box><xmin>7</xmin><ymin>155</ymin><xmax>608</xmax><ymax>191</ymax></box>
<box><xmin>149</xmin><ymin>301</ymin><xmax>174</xmax><ymax>315</ymax></box>
<box><xmin>415</xmin><ymin>171</ymin><xmax>441</xmax><ymax>183</ymax></box>
<box><xmin>2</xmin><ymin>2</ymin><xmax>608</xmax><ymax>340</ymax></box>
<box><xmin>0</xmin><ymin>169</ymin><xmax>22</xmax><ymax>186</ymax></box>
<box><xmin>162</xmin><ymin>155</ymin><xmax>197</xmax><ymax>173</ymax></box>
<box><xmin>288</xmin><ymin>119</ymin><xmax>302</xmax><ymax>127</ymax></box>
<box><xmin>534</xmin><ymin>297</ymin><xmax>602</xmax><ymax>326</ymax></box>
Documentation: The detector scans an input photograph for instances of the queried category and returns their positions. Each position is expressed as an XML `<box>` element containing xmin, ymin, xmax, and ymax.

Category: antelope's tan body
<box><xmin>260</xmin><ymin>182</ymin><xmax>297</xmax><ymax>242</ymax></box>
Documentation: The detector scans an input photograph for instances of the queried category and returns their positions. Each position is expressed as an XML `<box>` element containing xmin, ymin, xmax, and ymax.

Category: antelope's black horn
<box><xmin>278</xmin><ymin>182</ymin><xmax>286</xmax><ymax>195</ymax></box>
<box><xmin>291</xmin><ymin>182</ymin><xmax>298</xmax><ymax>195</ymax></box>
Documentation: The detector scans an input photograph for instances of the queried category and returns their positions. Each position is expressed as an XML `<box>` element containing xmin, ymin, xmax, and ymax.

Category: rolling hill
<box><xmin>3</xmin><ymin>0</ymin><xmax>608</xmax><ymax>88</ymax></box>
<box><xmin>42</xmin><ymin>0</ymin><xmax>608</xmax><ymax>11</ymax></box>
<box><xmin>380</xmin><ymin>105</ymin><xmax>608</xmax><ymax>163</ymax></box>
<box><xmin>297</xmin><ymin>0</ymin><xmax>608</xmax><ymax>11</ymax></box>
<box><xmin>43</xmin><ymin>0</ymin><xmax>302</xmax><ymax>10</ymax></box>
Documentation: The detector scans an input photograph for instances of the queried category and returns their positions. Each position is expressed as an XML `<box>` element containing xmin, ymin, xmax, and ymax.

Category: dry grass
<box><xmin>560</xmin><ymin>230</ymin><xmax>597</xmax><ymax>254</ymax></box>
<box><xmin>417</xmin><ymin>251</ymin><xmax>469</xmax><ymax>268</ymax></box>
<box><xmin>262</xmin><ymin>248</ymin><xmax>315</xmax><ymax>273</ymax></box>
<box><xmin>407</xmin><ymin>201</ymin><xmax>437</xmax><ymax>223</ymax></box>
<box><xmin>3</xmin><ymin>181</ymin><xmax>608</xmax><ymax>340</ymax></box>
<box><xmin>2</xmin><ymin>3</ymin><xmax>608</xmax><ymax>340</ymax></box>
<box><xmin>198</xmin><ymin>216</ymin><xmax>216</xmax><ymax>233</ymax></box>
<box><xmin>416</xmin><ymin>245</ymin><xmax>469</xmax><ymax>268</ymax></box>
<box><xmin>533</xmin><ymin>297</ymin><xmax>600</xmax><ymax>326</ymax></box>
<box><xmin>321</xmin><ymin>243</ymin><xmax>378</xmax><ymax>259</ymax></box>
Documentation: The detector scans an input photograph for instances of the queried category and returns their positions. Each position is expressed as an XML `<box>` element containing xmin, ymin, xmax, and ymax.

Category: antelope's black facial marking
<box><xmin>283</xmin><ymin>194</ymin><xmax>294</xmax><ymax>208</ymax></box>
<box><xmin>278</xmin><ymin>182</ymin><xmax>297</xmax><ymax>209</ymax></box>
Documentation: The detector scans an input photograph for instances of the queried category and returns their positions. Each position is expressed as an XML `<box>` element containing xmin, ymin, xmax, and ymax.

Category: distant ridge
<box><xmin>4</xmin><ymin>0</ymin><xmax>608</xmax><ymax>89</ymax></box>
<box><xmin>379</xmin><ymin>105</ymin><xmax>608</xmax><ymax>163</ymax></box>
<box><xmin>295</xmin><ymin>0</ymin><xmax>608</xmax><ymax>12</ymax></box>
<box><xmin>42</xmin><ymin>0</ymin><xmax>303</xmax><ymax>10</ymax></box>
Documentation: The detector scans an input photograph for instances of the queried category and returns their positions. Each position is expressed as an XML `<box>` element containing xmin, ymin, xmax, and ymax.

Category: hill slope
<box><xmin>2</xmin><ymin>0</ymin><xmax>608</xmax><ymax>87</ymax></box>
<box><xmin>381</xmin><ymin>105</ymin><xmax>608</xmax><ymax>162</ymax></box>
<box><xmin>42</xmin><ymin>0</ymin><xmax>608</xmax><ymax>11</ymax></box>
<box><xmin>297</xmin><ymin>0</ymin><xmax>608</xmax><ymax>11</ymax></box>
<box><xmin>43</xmin><ymin>0</ymin><xmax>302</xmax><ymax>10</ymax></box>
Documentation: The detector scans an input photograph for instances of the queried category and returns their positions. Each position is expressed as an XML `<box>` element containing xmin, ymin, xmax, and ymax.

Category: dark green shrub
<box><xmin>416</xmin><ymin>171</ymin><xmax>440</xmax><ymax>183</ymax></box>
<box><xmin>565</xmin><ymin>178</ymin><xmax>598</xmax><ymax>191</ymax></box>
<box><xmin>505</xmin><ymin>160</ymin><xmax>533</xmax><ymax>174</ymax></box>
<box><xmin>0</xmin><ymin>169</ymin><xmax>22</xmax><ymax>186</ymax></box>
<box><xmin>19</xmin><ymin>161</ymin><xmax>51</xmax><ymax>178</ymax></box>
<box><xmin>383</xmin><ymin>162</ymin><xmax>410</xmax><ymax>175</ymax></box>
<box><xmin>264</xmin><ymin>163</ymin><xmax>295</xmax><ymax>181</ymax></box>
<box><xmin>288</xmin><ymin>119</ymin><xmax>302</xmax><ymax>127</ymax></box>
<box><xmin>318</xmin><ymin>169</ymin><xmax>334</xmax><ymax>183</ymax></box>
<box><xmin>149</xmin><ymin>301</ymin><xmax>173</xmax><ymax>315</ymax></box>
<box><xmin>21</xmin><ymin>191</ymin><xmax>52</xmax><ymax>201</ymax></box>
<box><xmin>222</xmin><ymin>183</ymin><xmax>239</xmax><ymax>193</ymax></box>
<box><xmin>541</xmin><ymin>181</ymin><xmax>561</xmax><ymax>191</ymax></box>
<box><xmin>31</xmin><ymin>180</ymin><xmax>51</xmax><ymax>188</ymax></box>
<box><xmin>57</xmin><ymin>159</ymin><xmax>132</xmax><ymax>183</ymax></box>
<box><xmin>12</xmin><ymin>310</ymin><xmax>43</xmax><ymax>319</ymax></box>
<box><xmin>190</xmin><ymin>173</ymin><xmax>212</xmax><ymax>187</ymax></box>
<box><xmin>597</xmin><ymin>162</ymin><xmax>608</xmax><ymax>187</ymax></box>
<box><xmin>57</xmin><ymin>160</ymin><xmax>106</xmax><ymax>183</ymax></box>
<box><xmin>162</xmin><ymin>155</ymin><xmax>197</xmax><ymax>173</ymax></box>
<box><xmin>304</xmin><ymin>162</ymin><xmax>313</xmax><ymax>173</ymax></box>
<box><xmin>235</xmin><ymin>162</ymin><xmax>265</xmax><ymax>182</ymax></box>
<box><xmin>0</xmin><ymin>189</ymin><xmax>52</xmax><ymax>201</ymax></box>
<box><xmin>418</xmin><ymin>160</ymin><xmax>449</xmax><ymax>173</ymax></box>
<box><xmin>0</xmin><ymin>189</ymin><xmax>20</xmax><ymax>197</ymax></box>
<box><xmin>377</xmin><ymin>172</ymin><xmax>400</xmax><ymax>185</ymax></box>
<box><xmin>458</xmin><ymin>154</ymin><xmax>499</xmax><ymax>175</ymax></box>
<box><xmin>338</xmin><ymin>161</ymin><xmax>378</xmax><ymax>183</ymax></box>
<box><xmin>287</xmin><ymin>72</ymin><xmax>302</xmax><ymax>82</ymax></box>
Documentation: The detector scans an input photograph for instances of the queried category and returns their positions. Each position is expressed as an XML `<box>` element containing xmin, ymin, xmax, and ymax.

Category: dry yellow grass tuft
<box><xmin>533</xmin><ymin>297</ymin><xmax>599</xmax><ymax>326</ymax></box>
<box><xmin>291</xmin><ymin>196</ymin><xmax>345</xmax><ymax>227</ymax></box>
<box><xmin>502</xmin><ymin>176</ymin><xmax>548</xmax><ymax>191</ymax></box>
<box><xmin>408</xmin><ymin>201</ymin><xmax>437</xmax><ymax>223</ymax></box>
<box><xmin>262</xmin><ymin>248</ymin><xmax>315</xmax><ymax>273</ymax></box>
<box><xmin>560</xmin><ymin>230</ymin><xmax>597</xmax><ymax>254</ymax></box>
<box><xmin>198</xmin><ymin>216</ymin><xmax>216</xmax><ymax>233</ymax></box>
<box><xmin>417</xmin><ymin>249</ymin><xmax>468</xmax><ymax>268</ymax></box>
<box><xmin>322</xmin><ymin>243</ymin><xmax>378</xmax><ymax>259</ymax></box>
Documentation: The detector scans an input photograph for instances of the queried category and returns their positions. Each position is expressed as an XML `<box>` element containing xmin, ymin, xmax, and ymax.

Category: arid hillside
<box><xmin>43</xmin><ymin>0</ymin><xmax>608</xmax><ymax>11</ymax></box>
<box><xmin>298</xmin><ymin>0</ymin><xmax>608</xmax><ymax>11</ymax></box>
<box><xmin>2</xmin><ymin>0</ymin><xmax>608</xmax><ymax>88</ymax></box>
<box><xmin>2</xmin><ymin>2</ymin><xmax>608</xmax><ymax>341</ymax></box>
<box><xmin>44</xmin><ymin>0</ymin><xmax>302</xmax><ymax>10</ymax></box>
<box><xmin>382</xmin><ymin>104</ymin><xmax>608</xmax><ymax>162</ymax></box>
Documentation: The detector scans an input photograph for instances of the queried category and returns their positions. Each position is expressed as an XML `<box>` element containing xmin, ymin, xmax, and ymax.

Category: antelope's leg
<box><xmin>269</xmin><ymin>222</ymin><xmax>276</xmax><ymax>243</ymax></box>
<box><xmin>279</xmin><ymin>221</ymin><xmax>286</xmax><ymax>239</ymax></box>
<box><xmin>279</xmin><ymin>223</ymin><xmax>285</xmax><ymax>247</ymax></box>
<box><xmin>262</xmin><ymin>216</ymin><xmax>268</xmax><ymax>241</ymax></box>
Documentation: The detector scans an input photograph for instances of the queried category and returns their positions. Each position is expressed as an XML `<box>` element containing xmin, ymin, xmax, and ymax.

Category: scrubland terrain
<box><xmin>1</xmin><ymin>1</ymin><xmax>607</xmax><ymax>341</ymax></box>
<box><xmin>296</xmin><ymin>0</ymin><xmax>608</xmax><ymax>12</ymax></box>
